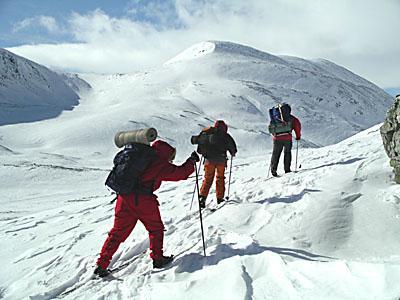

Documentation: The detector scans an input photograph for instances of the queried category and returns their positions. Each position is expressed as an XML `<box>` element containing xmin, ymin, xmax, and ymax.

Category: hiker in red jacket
<box><xmin>270</xmin><ymin>107</ymin><xmax>301</xmax><ymax>177</ymax></box>
<box><xmin>94</xmin><ymin>140</ymin><xmax>199</xmax><ymax>277</ymax></box>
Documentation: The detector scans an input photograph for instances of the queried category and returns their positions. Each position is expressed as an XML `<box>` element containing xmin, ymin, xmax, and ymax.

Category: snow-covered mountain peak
<box><xmin>165</xmin><ymin>40</ymin><xmax>285</xmax><ymax>65</ymax></box>
<box><xmin>165</xmin><ymin>41</ymin><xmax>216</xmax><ymax>65</ymax></box>
<box><xmin>0</xmin><ymin>41</ymin><xmax>391</xmax><ymax>156</ymax></box>
<box><xmin>162</xmin><ymin>41</ymin><xmax>393</xmax><ymax>147</ymax></box>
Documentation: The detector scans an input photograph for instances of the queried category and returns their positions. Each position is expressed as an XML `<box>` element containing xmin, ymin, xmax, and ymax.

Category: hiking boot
<box><xmin>153</xmin><ymin>255</ymin><xmax>174</xmax><ymax>269</ymax></box>
<box><xmin>199</xmin><ymin>196</ymin><xmax>206</xmax><ymax>209</ymax></box>
<box><xmin>271</xmin><ymin>171</ymin><xmax>278</xmax><ymax>177</ymax></box>
<box><xmin>94</xmin><ymin>265</ymin><xmax>111</xmax><ymax>278</ymax></box>
<box><xmin>217</xmin><ymin>198</ymin><xmax>225</xmax><ymax>205</ymax></box>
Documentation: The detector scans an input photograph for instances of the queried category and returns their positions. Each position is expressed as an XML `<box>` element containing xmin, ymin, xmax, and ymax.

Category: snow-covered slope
<box><xmin>0</xmin><ymin>48</ymin><xmax>85</xmax><ymax>126</ymax></box>
<box><xmin>0</xmin><ymin>41</ymin><xmax>398</xmax><ymax>299</ymax></box>
<box><xmin>0</xmin><ymin>41</ymin><xmax>392</xmax><ymax>161</ymax></box>
<box><xmin>165</xmin><ymin>41</ymin><xmax>393</xmax><ymax>146</ymax></box>
<box><xmin>1</xmin><ymin>124</ymin><xmax>399</xmax><ymax>300</ymax></box>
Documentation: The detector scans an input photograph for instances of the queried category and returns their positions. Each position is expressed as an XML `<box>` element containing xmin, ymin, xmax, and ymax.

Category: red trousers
<box><xmin>96</xmin><ymin>194</ymin><xmax>164</xmax><ymax>269</ymax></box>
<box><xmin>199</xmin><ymin>161</ymin><xmax>226</xmax><ymax>200</ymax></box>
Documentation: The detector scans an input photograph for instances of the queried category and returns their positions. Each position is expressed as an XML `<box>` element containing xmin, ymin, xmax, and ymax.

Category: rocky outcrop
<box><xmin>380</xmin><ymin>94</ymin><xmax>400</xmax><ymax>183</ymax></box>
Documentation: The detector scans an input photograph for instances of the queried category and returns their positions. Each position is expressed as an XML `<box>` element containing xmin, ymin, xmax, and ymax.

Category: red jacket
<box><xmin>273</xmin><ymin>115</ymin><xmax>302</xmax><ymax>141</ymax></box>
<box><xmin>140</xmin><ymin>140</ymin><xmax>195</xmax><ymax>195</ymax></box>
<box><xmin>97</xmin><ymin>140</ymin><xmax>195</xmax><ymax>268</ymax></box>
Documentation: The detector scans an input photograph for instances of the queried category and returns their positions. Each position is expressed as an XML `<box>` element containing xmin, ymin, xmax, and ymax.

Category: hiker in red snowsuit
<box><xmin>95</xmin><ymin>140</ymin><xmax>199</xmax><ymax>276</ymax></box>
<box><xmin>270</xmin><ymin>112</ymin><xmax>301</xmax><ymax>177</ymax></box>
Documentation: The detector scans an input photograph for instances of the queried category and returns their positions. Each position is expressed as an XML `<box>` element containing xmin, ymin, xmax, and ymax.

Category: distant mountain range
<box><xmin>0</xmin><ymin>41</ymin><xmax>393</xmax><ymax>156</ymax></box>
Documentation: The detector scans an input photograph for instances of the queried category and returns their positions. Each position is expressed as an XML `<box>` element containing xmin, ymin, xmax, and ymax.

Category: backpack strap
<box><xmin>278</xmin><ymin>105</ymin><xmax>284</xmax><ymax>122</ymax></box>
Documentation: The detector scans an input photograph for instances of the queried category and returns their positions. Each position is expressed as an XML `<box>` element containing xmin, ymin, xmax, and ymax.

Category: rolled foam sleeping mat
<box><xmin>114</xmin><ymin>127</ymin><xmax>158</xmax><ymax>147</ymax></box>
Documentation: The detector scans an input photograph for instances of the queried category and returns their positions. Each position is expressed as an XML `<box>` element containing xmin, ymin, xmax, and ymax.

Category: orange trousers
<box><xmin>199</xmin><ymin>161</ymin><xmax>226</xmax><ymax>200</ymax></box>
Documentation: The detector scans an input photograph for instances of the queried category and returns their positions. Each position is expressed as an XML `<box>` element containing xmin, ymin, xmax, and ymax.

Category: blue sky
<box><xmin>1</xmin><ymin>0</ymin><xmax>399</xmax><ymax>90</ymax></box>
<box><xmin>0</xmin><ymin>0</ymin><xmax>178</xmax><ymax>46</ymax></box>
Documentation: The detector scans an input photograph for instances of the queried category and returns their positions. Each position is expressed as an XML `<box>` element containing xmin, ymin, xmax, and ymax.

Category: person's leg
<box><xmin>199</xmin><ymin>162</ymin><xmax>216</xmax><ymax>198</ymax></box>
<box><xmin>138</xmin><ymin>199</ymin><xmax>165</xmax><ymax>260</ymax></box>
<box><xmin>270</xmin><ymin>141</ymin><xmax>284</xmax><ymax>175</ymax></box>
<box><xmin>215</xmin><ymin>163</ymin><xmax>226</xmax><ymax>201</ymax></box>
<box><xmin>283</xmin><ymin>140</ymin><xmax>293</xmax><ymax>173</ymax></box>
<box><xmin>96</xmin><ymin>196</ymin><xmax>137</xmax><ymax>269</ymax></box>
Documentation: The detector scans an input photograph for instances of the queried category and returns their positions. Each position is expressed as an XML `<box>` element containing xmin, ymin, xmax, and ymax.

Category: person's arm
<box><xmin>226</xmin><ymin>134</ymin><xmax>237</xmax><ymax>156</ymax></box>
<box><xmin>292</xmin><ymin>116</ymin><xmax>301</xmax><ymax>140</ymax></box>
<box><xmin>158</xmin><ymin>153</ymin><xmax>197</xmax><ymax>181</ymax></box>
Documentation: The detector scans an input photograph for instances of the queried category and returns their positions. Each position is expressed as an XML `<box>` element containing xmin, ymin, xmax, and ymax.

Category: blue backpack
<box><xmin>105</xmin><ymin>143</ymin><xmax>157</xmax><ymax>195</ymax></box>
<box><xmin>268</xmin><ymin>103</ymin><xmax>292</xmax><ymax>136</ymax></box>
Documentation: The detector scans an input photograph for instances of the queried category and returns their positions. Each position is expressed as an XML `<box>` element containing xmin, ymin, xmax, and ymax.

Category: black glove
<box><xmin>296</xmin><ymin>137</ymin><xmax>301</xmax><ymax>141</ymax></box>
<box><xmin>189</xmin><ymin>151</ymin><xmax>200</xmax><ymax>162</ymax></box>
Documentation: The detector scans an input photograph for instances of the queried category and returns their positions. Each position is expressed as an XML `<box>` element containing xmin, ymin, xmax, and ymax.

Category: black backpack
<box><xmin>105</xmin><ymin>143</ymin><xmax>157</xmax><ymax>195</ymax></box>
<box><xmin>196</xmin><ymin>130</ymin><xmax>213</xmax><ymax>155</ymax></box>
<box><xmin>268</xmin><ymin>103</ymin><xmax>292</xmax><ymax>136</ymax></box>
<box><xmin>192</xmin><ymin>128</ymin><xmax>222</xmax><ymax>155</ymax></box>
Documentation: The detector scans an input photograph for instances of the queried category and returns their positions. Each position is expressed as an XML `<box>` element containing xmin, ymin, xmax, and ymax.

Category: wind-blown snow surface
<box><xmin>0</xmin><ymin>48</ymin><xmax>86</xmax><ymax>126</ymax></box>
<box><xmin>1</xmin><ymin>123</ymin><xmax>400</xmax><ymax>299</ymax></box>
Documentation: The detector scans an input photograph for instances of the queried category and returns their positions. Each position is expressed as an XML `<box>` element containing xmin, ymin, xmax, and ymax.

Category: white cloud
<box><xmin>38</xmin><ymin>16</ymin><xmax>60</xmax><ymax>33</ymax></box>
<box><xmin>12</xmin><ymin>17</ymin><xmax>35</xmax><ymax>33</ymax></box>
<box><xmin>7</xmin><ymin>0</ymin><xmax>400</xmax><ymax>87</ymax></box>
<box><xmin>13</xmin><ymin>15</ymin><xmax>61</xmax><ymax>34</ymax></box>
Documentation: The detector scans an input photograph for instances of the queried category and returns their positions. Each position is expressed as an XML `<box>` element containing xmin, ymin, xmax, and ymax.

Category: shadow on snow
<box><xmin>255</xmin><ymin>188</ymin><xmax>322</xmax><ymax>204</ymax></box>
<box><xmin>305</xmin><ymin>157</ymin><xmax>365</xmax><ymax>171</ymax></box>
<box><xmin>174</xmin><ymin>242</ymin><xmax>334</xmax><ymax>274</ymax></box>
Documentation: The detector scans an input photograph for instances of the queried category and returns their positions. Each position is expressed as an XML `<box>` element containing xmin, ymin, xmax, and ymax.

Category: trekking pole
<box><xmin>295</xmin><ymin>140</ymin><xmax>299</xmax><ymax>172</ymax></box>
<box><xmin>190</xmin><ymin>156</ymin><xmax>203</xmax><ymax>210</ymax></box>
<box><xmin>226</xmin><ymin>155</ymin><xmax>234</xmax><ymax>201</ymax></box>
<box><xmin>195</xmin><ymin>161</ymin><xmax>207</xmax><ymax>257</ymax></box>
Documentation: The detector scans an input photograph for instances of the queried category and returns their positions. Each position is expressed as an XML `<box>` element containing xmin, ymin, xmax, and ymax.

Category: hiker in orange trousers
<box><xmin>196</xmin><ymin>120</ymin><xmax>237</xmax><ymax>208</ymax></box>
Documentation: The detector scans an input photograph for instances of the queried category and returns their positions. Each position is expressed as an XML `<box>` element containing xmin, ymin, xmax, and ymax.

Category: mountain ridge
<box><xmin>162</xmin><ymin>41</ymin><xmax>393</xmax><ymax>146</ymax></box>
<box><xmin>0</xmin><ymin>48</ymin><xmax>88</xmax><ymax>126</ymax></box>
<box><xmin>0</xmin><ymin>41</ymin><xmax>393</xmax><ymax>157</ymax></box>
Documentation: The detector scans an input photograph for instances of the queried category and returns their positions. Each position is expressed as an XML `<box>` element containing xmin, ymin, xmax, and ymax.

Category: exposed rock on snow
<box><xmin>380</xmin><ymin>94</ymin><xmax>400</xmax><ymax>183</ymax></box>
